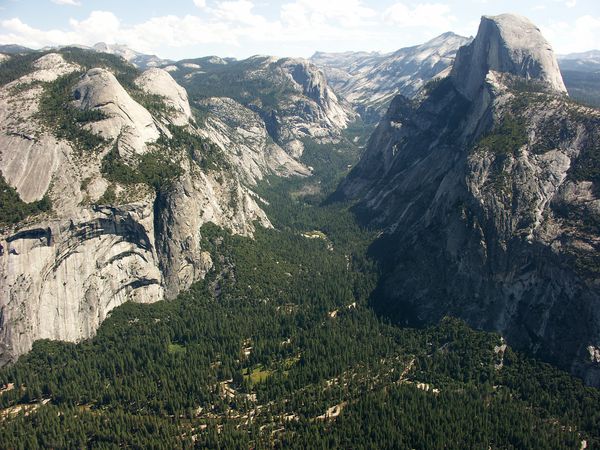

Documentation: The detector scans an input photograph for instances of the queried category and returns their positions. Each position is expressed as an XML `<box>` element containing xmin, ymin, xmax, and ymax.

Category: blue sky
<box><xmin>0</xmin><ymin>0</ymin><xmax>598</xmax><ymax>59</ymax></box>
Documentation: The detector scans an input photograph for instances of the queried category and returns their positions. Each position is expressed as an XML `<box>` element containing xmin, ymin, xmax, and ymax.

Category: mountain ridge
<box><xmin>0</xmin><ymin>46</ymin><xmax>349</xmax><ymax>366</ymax></box>
<box><xmin>0</xmin><ymin>11</ymin><xmax>600</xmax><ymax>448</ymax></box>
<box><xmin>310</xmin><ymin>32</ymin><xmax>472</xmax><ymax>121</ymax></box>
<box><xmin>339</xmin><ymin>13</ymin><xmax>600</xmax><ymax>385</ymax></box>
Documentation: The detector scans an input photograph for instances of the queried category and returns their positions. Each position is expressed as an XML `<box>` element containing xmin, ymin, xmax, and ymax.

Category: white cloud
<box><xmin>281</xmin><ymin>0</ymin><xmax>376</xmax><ymax>29</ymax></box>
<box><xmin>1</xmin><ymin>18</ymin><xmax>73</xmax><ymax>48</ymax></box>
<box><xmin>0</xmin><ymin>0</ymin><xmax>382</xmax><ymax>56</ymax></box>
<box><xmin>212</xmin><ymin>0</ymin><xmax>267</xmax><ymax>26</ymax></box>
<box><xmin>69</xmin><ymin>10</ymin><xmax>120</xmax><ymax>41</ymax></box>
<box><xmin>541</xmin><ymin>15</ymin><xmax>600</xmax><ymax>54</ymax></box>
<box><xmin>2</xmin><ymin>2</ymin><xmax>595</xmax><ymax>59</ymax></box>
<box><xmin>565</xmin><ymin>0</ymin><xmax>577</xmax><ymax>7</ymax></box>
<box><xmin>0</xmin><ymin>10</ymin><xmax>237</xmax><ymax>52</ymax></box>
<box><xmin>383</xmin><ymin>2</ymin><xmax>456</xmax><ymax>30</ymax></box>
<box><xmin>128</xmin><ymin>15</ymin><xmax>237</xmax><ymax>51</ymax></box>
<box><xmin>51</xmin><ymin>0</ymin><xmax>81</xmax><ymax>5</ymax></box>
<box><xmin>0</xmin><ymin>11</ymin><xmax>121</xmax><ymax>50</ymax></box>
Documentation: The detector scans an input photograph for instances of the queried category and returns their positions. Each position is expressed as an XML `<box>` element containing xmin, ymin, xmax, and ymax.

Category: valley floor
<box><xmin>0</xmin><ymin>137</ymin><xmax>599</xmax><ymax>449</ymax></box>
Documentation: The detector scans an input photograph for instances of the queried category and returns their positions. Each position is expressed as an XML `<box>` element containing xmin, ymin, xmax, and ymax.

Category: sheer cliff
<box><xmin>0</xmin><ymin>48</ymin><xmax>317</xmax><ymax>366</ymax></box>
<box><xmin>339</xmin><ymin>14</ymin><xmax>600</xmax><ymax>385</ymax></box>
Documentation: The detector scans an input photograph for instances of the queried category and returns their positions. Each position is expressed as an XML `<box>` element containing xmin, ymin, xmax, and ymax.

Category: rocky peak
<box><xmin>279</xmin><ymin>58</ymin><xmax>355</xmax><ymax>131</ymax></box>
<box><xmin>451</xmin><ymin>13</ymin><xmax>567</xmax><ymax>100</ymax></box>
<box><xmin>73</xmin><ymin>68</ymin><xmax>160</xmax><ymax>155</ymax></box>
<box><xmin>135</xmin><ymin>68</ymin><xmax>193</xmax><ymax>126</ymax></box>
<box><xmin>403</xmin><ymin>31</ymin><xmax>470</xmax><ymax>58</ymax></box>
<box><xmin>281</xmin><ymin>59</ymin><xmax>328</xmax><ymax>102</ymax></box>
<box><xmin>341</xmin><ymin>13</ymin><xmax>600</xmax><ymax>385</ymax></box>
<box><xmin>93</xmin><ymin>42</ymin><xmax>138</xmax><ymax>61</ymax></box>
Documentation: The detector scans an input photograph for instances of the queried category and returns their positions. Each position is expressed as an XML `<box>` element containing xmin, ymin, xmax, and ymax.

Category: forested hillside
<box><xmin>3</xmin><ymin>3</ymin><xmax>600</xmax><ymax>448</ymax></box>
<box><xmin>0</xmin><ymin>132</ymin><xmax>599</xmax><ymax>449</ymax></box>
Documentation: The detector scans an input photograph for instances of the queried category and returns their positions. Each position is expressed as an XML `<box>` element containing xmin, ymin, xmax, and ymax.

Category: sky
<box><xmin>0</xmin><ymin>0</ymin><xmax>598</xmax><ymax>60</ymax></box>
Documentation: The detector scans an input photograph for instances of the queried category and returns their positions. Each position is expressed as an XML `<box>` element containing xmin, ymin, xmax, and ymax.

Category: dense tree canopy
<box><xmin>0</xmin><ymin>54</ymin><xmax>598</xmax><ymax>448</ymax></box>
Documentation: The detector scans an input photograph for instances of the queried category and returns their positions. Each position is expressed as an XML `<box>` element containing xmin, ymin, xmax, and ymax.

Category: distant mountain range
<box><xmin>556</xmin><ymin>50</ymin><xmax>600</xmax><ymax>107</ymax></box>
<box><xmin>558</xmin><ymin>50</ymin><xmax>600</xmax><ymax>74</ymax></box>
<box><xmin>311</xmin><ymin>32</ymin><xmax>472</xmax><ymax>122</ymax></box>
<box><xmin>0</xmin><ymin>44</ymin><xmax>34</xmax><ymax>54</ymax></box>
<box><xmin>90</xmin><ymin>42</ymin><xmax>171</xmax><ymax>70</ymax></box>
<box><xmin>2</xmin><ymin>38</ymin><xmax>599</xmax><ymax>109</ymax></box>
<box><xmin>559</xmin><ymin>49</ymin><xmax>600</xmax><ymax>64</ymax></box>
<box><xmin>0</xmin><ymin>42</ymin><xmax>170</xmax><ymax>70</ymax></box>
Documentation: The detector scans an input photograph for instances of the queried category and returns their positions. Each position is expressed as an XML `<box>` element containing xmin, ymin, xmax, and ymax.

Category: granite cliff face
<box><xmin>134</xmin><ymin>67</ymin><xmax>192</xmax><ymax>126</ymax></box>
<box><xmin>340</xmin><ymin>14</ymin><xmax>600</xmax><ymax>385</ymax></box>
<box><xmin>0</xmin><ymin>52</ymin><xmax>304</xmax><ymax>366</ymax></box>
<box><xmin>195</xmin><ymin>96</ymin><xmax>310</xmax><ymax>185</ymax></box>
<box><xmin>451</xmin><ymin>14</ymin><xmax>566</xmax><ymax>100</ymax></box>
<box><xmin>73</xmin><ymin>68</ymin><xmax>161</xmax><ymax>155</ymax></box>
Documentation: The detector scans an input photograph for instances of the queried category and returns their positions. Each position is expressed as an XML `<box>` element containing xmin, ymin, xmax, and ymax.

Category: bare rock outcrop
<box><xmin>72</xmin><ymin>68</ymin><xmax>160</xmax><ymax>156</ymax></box>
<box><xmin>274</xmin><ymin>57</ymin><xmax>357</xmax><ymax>157</ymax></box>
<box><xmin>340</xmin><ymin>14</ymin><xmax>600</xmax><ymax>385</ymax></box>
<box><xmin>155</xmin><ymin>165</ymin><xmax>271</xmax><ymax>299</ymax></box>
<box><xmin>197</xmin><ymin>97</ymin><xmax>310</xmax><ymax>184</ymax></box>
<box><xmin>135</xmin><ymin>68</ymin><xmax>192</xmax><ymax>126</ymax></box>
<box><xmin>0</xmin><ymin>50</ymin><xmax>306</xmax><ymax>367</ymax></box>
<box><xmin>0</xmin><ymin>53</ymin><xmax>80</xmax><ymax>203</ymax></box>
<box><xmin>0</xmin><ymin>57</ymin><xmax>166</xmax><ymax>366</ymax></box>
<box><xmin>451</xmin><ymin>14</ymin><xmax>567</xmax><ymax>100</ymax></box>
